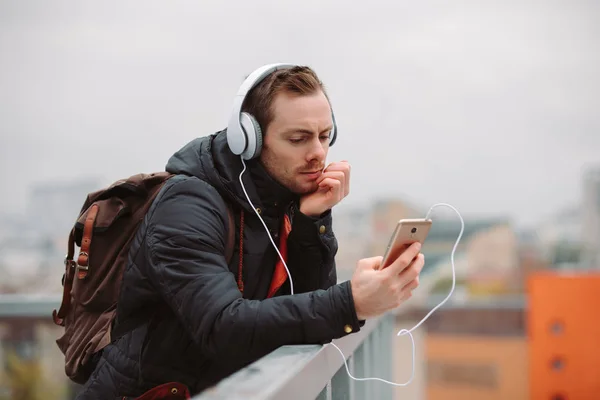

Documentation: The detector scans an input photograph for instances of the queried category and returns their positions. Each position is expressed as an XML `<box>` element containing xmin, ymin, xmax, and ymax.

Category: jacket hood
<box><xmin>165</xmin><ymin>129</ymin><xmax>295</xmax><ymax>214</ymax></box>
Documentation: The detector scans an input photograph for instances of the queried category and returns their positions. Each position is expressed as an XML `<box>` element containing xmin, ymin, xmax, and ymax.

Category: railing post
<box><xmin>331</xmin><ymin>355</ymin><xmax>351</xmax><ymax>399</ymax></box>
<box><xmin>381</xmin><ymin>313</ymin><xmax>394</xmax><ymax>399</ymax></box>
<box><xmin>349</xmin><ymin>354</ymin><xmax>355</xmax><ymax>400</ymax></box>
<box><xmin>316</xmin><ymin>381</ymin><xmax>331</xmax><ymax>400</ymax></box>
<box><xmin>353</xmin><ymin>339</ymin><xmax>367</xmax><ymax>400</ymax></box>
<box><xmin>370</xmin><ymin>327</ymin><xmax>380</xmax><ymax>399</ymax></box>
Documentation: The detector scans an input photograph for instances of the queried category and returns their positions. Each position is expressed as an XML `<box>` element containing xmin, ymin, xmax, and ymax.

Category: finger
<box><xmin>399</xmin><ymin>276</ymin><xmax>421</xmax><ymax>302</ymax></box>
<box><xmin>402</xmin><ymin>252</ymin><xmax>425</xmax><ymax>274</ymax></box>
<box><xmin>346</xmin><ymin>171</ymin><xmax>350</xmax><ymax>197</ymax></box>
<box><xmin>322</xmin><ymin>163</ymin><xmax>349</xmax><ymax>181</ymax></box>
<box><xmin>402</xmin><ymin>276</ymin><xmax>420</xmax><ymax>292</ymax></box>
<box><xmin>318</xmin><ymin>174</ymin><xmax>343</xmax><ymax>192</ymax></box>
<box><xmin>318</xmin><ymin>170</ymin><xmax>345</xmax><ymax>185</ymax></box>
<box><xmin>323</xmin><ymin>162</ymin><xmax>350</xmax><ymax>196</ymax></box>
<box><xmin>321</xmin><ymin>171</ymin><xmax>346</xmax><ymax>200</ymax></box>
<box><xmin>324</xmin><ymin>161</ymin><xmax>350</xmax><ymax>175</ymax></box>
<box><xmin>321</xmin><ymin>170</ymin><xmax>346</xmax><ymax>182</ymax></box>
<box><xmin>318</xmin><ymin>178</ymin><xmax>342</xmax><ymax>198</ymax></box>
<box><xmin>362</xmin><ymin>256</ymin><xmax>383</xmax><ymax>271</ymax></box>
<box><xmin>402</xmin><ymin>291</ymin><xmax>413</xmax><ymax>300</ymax></box>
<box><xmin>398</xmin><ymin>290</ymin><xmax>412</xmax><ymax>302</ymax></box>
<box><xmin>398</xmin><ymin>254</ymin><xmax>424</xmax><ymax>286</ymax></box>
<box><xmin>385</xmin><ymin>242</ymin><xmax>422</xmax><ymax>277</ymax></box>
<box><xmin>324</xmin><ymin>160</ymin><xmax>350</xmax><ymax>172</ymax></box>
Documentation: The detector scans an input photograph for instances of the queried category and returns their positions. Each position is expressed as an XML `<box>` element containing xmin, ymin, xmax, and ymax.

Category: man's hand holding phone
<box><xmin>299</xmin><ymin>161</ymin><xmax>350</xmax><ymax>217</ymax></box>
<box><xmin>350</xmin><ymin>242</ymin><xmax>424</xmax><ymax>321</ymax></box>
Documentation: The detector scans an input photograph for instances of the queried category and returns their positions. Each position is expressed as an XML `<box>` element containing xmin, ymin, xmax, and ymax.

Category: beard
<box><xmin>260</xmin><ymin>154</ymin><xmax>324</xmax><ymax>195</ymax></box>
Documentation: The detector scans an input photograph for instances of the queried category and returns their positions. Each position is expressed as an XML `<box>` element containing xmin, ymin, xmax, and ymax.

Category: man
<box><xmin>76</xmin><ymin>65</ymin><xmax>423</xmax><ymax>398</ymax></box>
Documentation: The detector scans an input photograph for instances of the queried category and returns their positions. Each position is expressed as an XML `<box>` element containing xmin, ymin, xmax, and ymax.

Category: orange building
<box><xmin>528</xmin><ymin>272</ymin><xmax>600</xmax><ymax>399</ymax></box>
<box><xmin>392</xmin><ymin>271</ymin><xmax>600</xmax><ymax>400</ymax></box>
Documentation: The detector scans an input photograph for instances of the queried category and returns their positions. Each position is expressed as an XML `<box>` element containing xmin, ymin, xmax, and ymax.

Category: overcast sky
<box><xmin>1</xmin><ymin>0</ymin><xmax>598</xmax><ymax>229</ymax></box>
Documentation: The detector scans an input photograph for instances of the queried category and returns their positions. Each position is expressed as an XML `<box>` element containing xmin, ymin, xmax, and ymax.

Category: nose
<box><xmin>307</xmin><ymin>136</ymin><xmax>327</xmax><ymax>163</ymax></box>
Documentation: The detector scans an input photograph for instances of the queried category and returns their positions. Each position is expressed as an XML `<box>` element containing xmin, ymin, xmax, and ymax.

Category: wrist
<box><xmin>298</xmin><ymin>203</ymin><xmax>322</xmax><ymax>218</ymax></box>
<box><xmin>348</xmin><ymin>279</ymin><xmax>366</xmax><ymax>321</ymax></box>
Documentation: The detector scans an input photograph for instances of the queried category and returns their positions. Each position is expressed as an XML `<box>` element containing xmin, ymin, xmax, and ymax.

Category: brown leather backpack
<box><xmin>52</xmin><ymin>172</ymin><xmax>236</xmax><ymax>384</ymax></box>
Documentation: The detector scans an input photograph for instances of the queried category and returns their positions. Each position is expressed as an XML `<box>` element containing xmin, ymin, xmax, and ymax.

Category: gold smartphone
<box><xmin>379</xmin><ymin>218</ymin><xmax>432</xmax><ymax>270</ymax></box>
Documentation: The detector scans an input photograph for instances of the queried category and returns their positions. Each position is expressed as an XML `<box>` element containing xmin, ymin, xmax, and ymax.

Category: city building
<box><xmin>581</xmin><ymin>166</ymin><xmax>600</xmax><ymax>269</ymax></box>
<box><xmin>27</xmin><ymin>178</ymin><xmax>102</xmax><ymax>238</ymax></box>
<box><xmin>332</xmin><ymin>206</ymin><xmax>373</xmax><ymax>282</ymax></box>
<box><xmin>394</xmin><ymin>296</ymin><xmax>528</xmax><ymax>400</ymax></box>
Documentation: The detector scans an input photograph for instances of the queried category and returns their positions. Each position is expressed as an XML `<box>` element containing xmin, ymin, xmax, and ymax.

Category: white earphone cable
<box><xmin>238</xmin><ymin>158</ymin><xmax>464</xmax><ymax>387</ymax></box>
<box><xmin>239</xmin><ymin>158</ymin><xmax>294</xmax><ymax>295</ymax></box>
<box><xmin>327</xmin><ymin>203</ymin><xmax>464</xmax><ymax>386</ymax></box>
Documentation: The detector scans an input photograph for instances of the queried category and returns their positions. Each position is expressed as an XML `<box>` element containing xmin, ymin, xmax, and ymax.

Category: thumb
<box><xmin>358</xmin><ymin>256</ymin><xmax>383</xmax><ymax>271</ymax></box>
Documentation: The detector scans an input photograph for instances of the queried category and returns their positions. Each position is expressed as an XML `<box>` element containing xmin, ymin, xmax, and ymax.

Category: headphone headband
<box><xmin>227</xmin><ymin>63</ymin><xmax>337</xmax><ymax>159</ymax></box>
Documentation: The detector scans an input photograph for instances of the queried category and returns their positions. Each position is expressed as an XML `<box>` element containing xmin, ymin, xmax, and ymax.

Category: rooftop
<box><xmin>0</xmin><ymin>294</ymin><xmax>61</xmax><ymax>318</ymax></box>
<box><xmin>425</xmin><ymin>217</ymin><xmax>510</xmax><ymax>242</ymax></box>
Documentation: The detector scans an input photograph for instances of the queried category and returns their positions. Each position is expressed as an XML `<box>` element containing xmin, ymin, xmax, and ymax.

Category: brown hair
<box><xmin>241</xmin><ymin>66</ymin><xmax>327</xmax><ymax>133</ymax></box>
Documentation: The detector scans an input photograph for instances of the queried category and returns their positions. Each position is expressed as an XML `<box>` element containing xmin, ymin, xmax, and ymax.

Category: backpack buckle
<box><xmin>64</xmin><ymin>257</ymin><xmax>76</xmax><ymax>268</ymax></box>
<box><xmin>63</xmin><ymin>257</ymin><xmax>77</xmax><ymax>284</ymax></box>
<box><xmin>76</xmin><ymin>264</ymin><xmax>89</xmax><ymax>280</ymax></box>
<box><xmin>77</xmin><ymin>251</ymin><xmax>89</xmax><ymax>279</ymax></box>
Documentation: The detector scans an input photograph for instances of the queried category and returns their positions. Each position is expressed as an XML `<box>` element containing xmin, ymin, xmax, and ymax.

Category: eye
<box><xmin>289</xmin><ymin>138</ymin><xmax>304</xmax><ymax>144</ymax></box>
<box><xmin>319</xmin><ymin>134</ymin><xmax>330</xmax><ymax>142</ymax></box>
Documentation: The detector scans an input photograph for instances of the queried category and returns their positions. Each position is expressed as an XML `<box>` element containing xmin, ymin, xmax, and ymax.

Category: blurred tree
<box><xmin>3</xmin><ymin>349</ymin><xmax>65</xmax><ymax>400</ymax></box>
<box><xmin>431</xmin><ymin>277</ymin><xmax>466</xmax><ymax>294</ymax></box>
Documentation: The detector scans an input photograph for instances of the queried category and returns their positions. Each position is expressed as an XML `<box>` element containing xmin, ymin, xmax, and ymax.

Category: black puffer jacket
<box><xmin>75</xmin><ymin>130</ymin><xmax>363</xmax><ymax>399</ymax></box>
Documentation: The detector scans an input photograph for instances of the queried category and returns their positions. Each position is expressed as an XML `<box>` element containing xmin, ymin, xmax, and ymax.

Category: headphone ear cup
<box><xmin>240</xmin><ymin>112</ymin><xmax>263</xmax><ymax>159</ymax></box>
<box><xmin>329</xmin><ymin>113</ymin><xmax>338</xmax><ymax>146</ymax></box>
<box><xmin>252</xmin><ymin>117</ymin><xmax>263</xmax><ymax>158</ymax></box>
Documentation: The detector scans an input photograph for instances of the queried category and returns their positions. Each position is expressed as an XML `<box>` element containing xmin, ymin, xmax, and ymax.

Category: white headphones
<box><xmin>227</xmin><ymin>63</ymin><xmax>338</xmax><ymax>160</ymax></box>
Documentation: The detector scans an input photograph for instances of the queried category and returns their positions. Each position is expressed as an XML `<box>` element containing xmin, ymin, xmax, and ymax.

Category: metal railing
<box><xmin>0</xmin><ymin>295</ymin><xmax>396</xmax><ymax>399</ymax></box>
<box><xmin>194</xmin><ymin>313</ymin><xmax>395</xmax><ymax>400</ymax></box>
